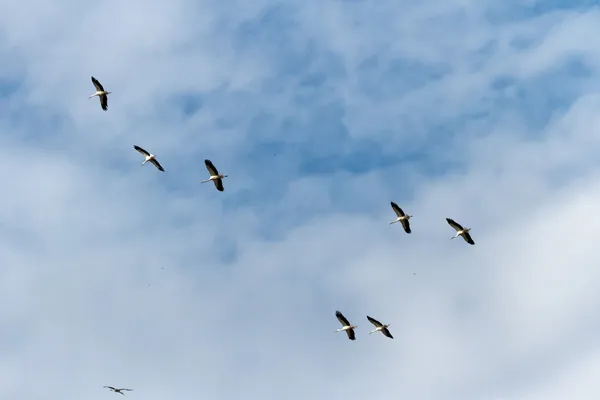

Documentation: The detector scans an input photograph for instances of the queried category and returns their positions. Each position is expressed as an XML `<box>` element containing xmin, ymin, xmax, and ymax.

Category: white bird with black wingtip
<box><xmin>89</xmin><ymin>76</ymin><xmax>111</xmax><ymax>111</ymax></box>
<box><xmin>202</xmin><ymin>159</ymin><xmax>228</xmax><ymax>192</ymax></box>
<box><xmin>446</xmin><ymin>217</ymin><xmax>475</xmax><ymax>245</ymax></box>
<box><xmin>366</xmin><ymin>315</ymin><xmax>393</xmax><ymax>339</ymax></box>
<box><xmin>389</xmin><ymin>201</ymin><xmax>412</xmax><ymax>233</ymax></box>
<box><xmin>334</xmin><ymin>310</ymin><xmax>357</xmax><ymax>341</ymax></box>
<box><xmin>103</xmin><ymin>386</ymin><xmax>132</xmax><ymax>396</ymax></box>
<box><xmin>133</xmin><ymin>145</ymin><xmax>164</xmax><ymax>172</ymax></box>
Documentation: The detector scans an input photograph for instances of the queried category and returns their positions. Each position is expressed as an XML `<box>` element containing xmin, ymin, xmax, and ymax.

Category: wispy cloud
<box><xmin>1</xmin><ymin>0</ymin><xmax>600</xmax><ymax>399</ymax></box>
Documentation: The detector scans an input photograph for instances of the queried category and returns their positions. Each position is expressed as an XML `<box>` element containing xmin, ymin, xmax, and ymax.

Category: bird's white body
<box><xmin>142</xmin><ymin>154</ymin><xmax>156</xmax><ymax>165</ymax></box>
<box><xmin>390</xmin><ymin>215</ymin><xmax>411</xmax><ymax>225</ymax></box>
<box><xmin>451</xmin><ymin>228</ymin><xmax>470</xmax><ymax>240</ymax></box>
<box><xmin>369</xmin><ymin>324</ymin><xmax>391</xmax><ymax>335</ymax></box>
<box><xmin>89</xmin><ymin>90</ymin><xmax>111</xmax><ymax>98</ymax></box>
<box><xmin>336</xmin><ymin>325</ymin><xmax>356</xmax><ymax>333</ymax></box>
<box><xmin>202</xmin><ymin>174</ymin><xmax>227</xmax><ymax>183</ymax></box>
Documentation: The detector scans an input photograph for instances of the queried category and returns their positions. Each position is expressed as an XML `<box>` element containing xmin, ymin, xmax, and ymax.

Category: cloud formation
<box><xmin>1</xmin><ymin>0</ymin><xmax>600</xmax><ymax>399</ymax></box>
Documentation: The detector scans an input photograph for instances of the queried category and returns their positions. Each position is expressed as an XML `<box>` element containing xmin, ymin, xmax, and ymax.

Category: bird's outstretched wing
<box><xmin>345</xmin><ymin>328</ymin><xmax>356</xmax><ymax>340</ymax></box>
<box><xmin>214</xmin><ymin>178</ymin><xmax>224</xmax><ymax>191</ymax></box>
<box><xmin>335</xmin><ymin>310</ymin><xmax>350</xmax><ymax>326</ymax></box>
<box><xmin>446</xmin><ymin>218</ymin><xmax>464</xmax><ymax>232</ymax></box>
<box><xmin>390</xmin><ymin>201</ymin><xmax>405</xmax><ymax>217</ymax></box>
<box><xmin>367</xmin><ymin>315</ymin><xmax>383</xmax><ymax>327</ymax></box>
<box><xmin>100</xmin><ymin>93</ymin><xmax>108</xmax><ymax>111</ymax></box>
<box><xmin>91</xmin><ymin>76</ymin><xmax>105</xmax><ymax>91</ymax></box>
<box><xmin>463</xmin><ymin>231</ymin><xmax>475</xmax><ymax>245</ymax></box>
<box><xmin>133</xmin><ymin>145</ymin><xmax>150</xmax><ymax>157</ymax></box>
<box><xmin>381</xmin><ymin>327</ymin><xmax>394</xmax><ymax>339</ymax></box>
<box><xmin>205</xmin><ymin>159</ymin><xmax>219</xmax><ymax>176</ymax></box>
<box><xmin>401</xmin><ymin>218</ymin><xmax>411</xmax><ymax>234</ymax></box>
<box><xmin>150</xmin><ymin>158</ymin><xmax>165</xmax><ymax>172</ymax></box>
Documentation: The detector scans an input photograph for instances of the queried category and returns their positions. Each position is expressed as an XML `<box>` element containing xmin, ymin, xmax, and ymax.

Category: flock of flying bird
<box><xmin>89</xmin><ymin>75</ymin><xmax>478</xmax><ymax>393</ymax></box>
<box><xmin>90</xmin><ymin>76</ymin><xmax>230</xmax><ymax>396</ymax></box>
<box><xmin>334</xmin><ymin>206</ymin><xmax>474</xmax><ymax>341</ymax></box>
<box><xmin>90</xmin><ymin>77</ymin><xmax>229</xmax><ymax>192</ymax></box>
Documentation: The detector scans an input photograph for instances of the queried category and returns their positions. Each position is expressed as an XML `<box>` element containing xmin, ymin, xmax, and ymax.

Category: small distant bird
<box><xmin>103</xmin><ymin>387</ymin><xmax>132</xmax><ymax>396</ymax></box>
<box><xmin>446</xmin><ymin>218</ymin><xmax>474</xmax><ymax>245</ymax></box>
<box><xmin>202</xmin><ymin>159</ymin><xmax>228</xmax><ymax>192</ymax></box>
<box><xmin>366</xmin><ymin>315</ymin><xmax>393</xmax><ymax>339</ymax></box>
<box><xmin>335</xmin><ymin>310</ymin><xmax>357</xmax><ymax>341</ymax></box>
<box><xmin>133</xmin><ymin>145</ymin><xmax>164</xmax><ymax>171</ymax></box>
<box><xmin>389</xmin><ymin>202</ymin><xmax>412</xmax><ymax>233</ymax></box>
<box><xmin>89</xmin><ymin>76</ymin><xmax>111</xmax><ymax>111</ymax></box>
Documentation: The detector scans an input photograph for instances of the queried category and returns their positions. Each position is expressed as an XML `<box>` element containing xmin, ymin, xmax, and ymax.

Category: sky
<box><xmin>1</xmin><ymin>0</ymin><xmax>600</xmax><ymax>399</ymax></box>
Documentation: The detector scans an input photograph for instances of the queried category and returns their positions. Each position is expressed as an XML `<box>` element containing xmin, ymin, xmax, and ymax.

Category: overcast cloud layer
<box><xmin>1</xmin><ymin>0</ymin><xmax>600</xmax><ymax>399</ymax></box>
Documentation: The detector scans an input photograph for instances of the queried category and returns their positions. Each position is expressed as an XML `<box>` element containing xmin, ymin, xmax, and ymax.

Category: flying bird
<box><xmin>389</xmin><ymin>202</ymin><xmax>412</xmax><ymax>233</ymax></box>
<box><xmin>367</xmin><ymin>315</ymin><xmax>394</xmax><ymax>339</ymax></box>
<box><xmin>89</xmin><ymin>76</ymin><xmax>111</xmax><ymax>111</ymax></box>
<box><xmin>133</xmin><ymin>145</ymin><xmax>164</xmax><ymax>171</ymax></box>
<box><xmin>335</xmin><ymin>310</ymin><xmax>357</xmax><ymax>341</ymax></box>
<box><xmin>202</xmin><ymin>159</ymin><xmax>228</xmax><ymax>191</ymax></box>
<box><xmin>446</xmin><ymin>217</ymin><xmax>475</xmax><ymax>245</ymax></box>
<box><xmin>103</xmin><ymin>387</ymin><xmax>132</xmax><ymax>396</ymax></box>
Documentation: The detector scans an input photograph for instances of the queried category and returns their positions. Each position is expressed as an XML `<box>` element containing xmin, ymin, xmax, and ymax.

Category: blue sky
<box><xmin>2</xmin><ymin>0</ymin><xmax>600</xmax><ymax>399</ymax></box>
